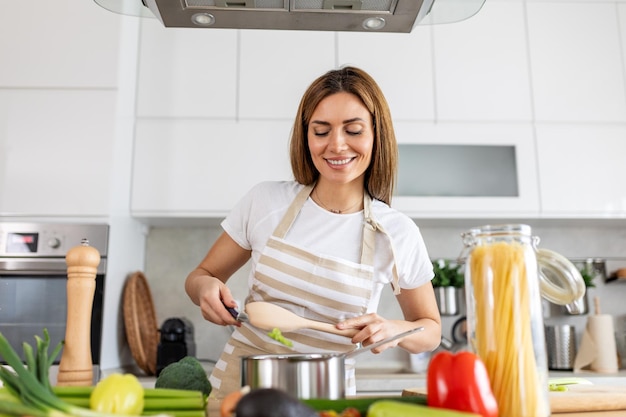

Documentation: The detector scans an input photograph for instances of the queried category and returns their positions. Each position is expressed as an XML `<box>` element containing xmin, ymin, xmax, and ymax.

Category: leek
<box><xmin>0</xmin><ymin>329</ymin><xmax>207</xmax><ymax>417</ymax></box>
<box><xmin>0</xmin><ymin>330</ymin><xmax>114</xmax><ymax>417</ymax></box>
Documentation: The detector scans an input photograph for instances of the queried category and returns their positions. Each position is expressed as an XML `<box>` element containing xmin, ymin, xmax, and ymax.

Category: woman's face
<box><xmin>307</xmin><ymin>92</ymin><xmax>374</xmax><ymax>186</ymax></box>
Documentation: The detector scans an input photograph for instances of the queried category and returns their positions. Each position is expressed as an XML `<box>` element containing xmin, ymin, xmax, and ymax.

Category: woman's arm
<box><xmin>395</xmin><ymin>282</ymin><xmax>442</xmax><ymax>353</ymax></box>
<box><xmin>185</xmin><ymin>231</ymin><xmax>251</xmax><ymax>326</ymax></box>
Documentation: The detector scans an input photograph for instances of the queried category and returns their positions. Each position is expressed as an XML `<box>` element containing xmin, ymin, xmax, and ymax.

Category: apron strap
<box><xmin>363</xmin><ymin>196</ymin><xmax>401</xmax><ymax>295</ymax></box>
<box><xmin>272</xmin><ymin>184</ymin><xmax>314</xmax><ymax>239</ymax></box>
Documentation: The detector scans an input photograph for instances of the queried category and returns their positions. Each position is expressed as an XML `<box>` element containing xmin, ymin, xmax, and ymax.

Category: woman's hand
<box><xmin>188</xmin><ymin>274</ymin><xmax>241</xmax><ymax>327</ymax></box>
<box><xmin>336</xmin><ymin>284</ymin><xmax>442</xmax><ymax>354</ymax></box>
<box><xmin>185</xmin><ymin>231</ymin><xmax>251</xmax><ymax>327</ymax></box>
<box><xmin>336</xmin><ymin>313</ymin><xmax>411</xmax><ymax>353</ymax></box>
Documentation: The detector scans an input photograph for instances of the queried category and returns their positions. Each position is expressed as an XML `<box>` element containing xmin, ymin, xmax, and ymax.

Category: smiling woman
<box><xmin>184</xmin><ymin>66</ymin><xmax>442</xmax><ymax>405</ymax></box>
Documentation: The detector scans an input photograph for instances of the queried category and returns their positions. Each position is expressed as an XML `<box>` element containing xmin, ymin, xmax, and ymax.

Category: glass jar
<box><xmin>461</xmin><ymin>224</ymin><xmax>585</xmax><ymax>417</ymax></box>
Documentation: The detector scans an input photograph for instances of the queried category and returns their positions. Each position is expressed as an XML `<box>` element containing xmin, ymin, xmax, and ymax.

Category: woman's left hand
<box><xmin>336</xmin><ymin>284</ymin><xmax>442</xmax><ymax>354</ymax></box>
<box><xmin>336</xmin><ymin>313</ymin><xmax>413</xmax><ymax>353</ymax></box>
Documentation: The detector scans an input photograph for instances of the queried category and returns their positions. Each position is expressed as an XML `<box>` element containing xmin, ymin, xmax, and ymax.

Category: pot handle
<box><xmin>344</xmin><ymin>326</ymin><xmax>424</xmax><ymax>359</ymax></box>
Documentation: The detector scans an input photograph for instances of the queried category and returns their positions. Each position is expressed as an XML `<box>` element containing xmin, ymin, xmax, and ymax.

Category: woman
<box><xmin>185</xmin><ymin>66</ymin><xmax>441</xmax><ymax>400</ymax></box>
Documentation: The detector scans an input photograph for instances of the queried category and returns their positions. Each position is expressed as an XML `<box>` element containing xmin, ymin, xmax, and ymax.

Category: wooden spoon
<box><xmin>244</xmin><ymin>301</ymin><xmax>358</xmax><ymax>338</ymax></box>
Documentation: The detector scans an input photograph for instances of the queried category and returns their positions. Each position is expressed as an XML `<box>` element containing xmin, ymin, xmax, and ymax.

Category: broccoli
<box><xmin>155</xmin><ymin>356</ymin><xmax>212</xmax><ymax>396</ymax></box>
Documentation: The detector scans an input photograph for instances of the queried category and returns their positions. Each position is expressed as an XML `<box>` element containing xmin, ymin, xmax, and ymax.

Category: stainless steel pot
<box><xmin>240</xmin><ymin>327</ymin><xmax>423</xmax><ymax>399</ymax></box>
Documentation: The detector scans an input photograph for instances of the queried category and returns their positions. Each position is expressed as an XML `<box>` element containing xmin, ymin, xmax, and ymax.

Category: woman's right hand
<box><xmin>188</xmin><ymin>273</ymin><xmax>241</xmax><ymax>327</ymax></box>
<box><xmin>185</xmin><ymin>231</ymin><xmax>251</xmax><ymax>326</ymax></box>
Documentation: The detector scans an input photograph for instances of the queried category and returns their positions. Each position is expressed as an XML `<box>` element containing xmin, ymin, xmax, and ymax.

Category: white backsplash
<box><xmin>143</xmin><ymin>220</ymin><xmax>626</xmax><ymax>371</ymax></box>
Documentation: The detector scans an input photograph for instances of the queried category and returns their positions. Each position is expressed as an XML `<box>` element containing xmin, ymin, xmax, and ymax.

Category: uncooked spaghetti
<box><xmin>469</xmin><ymin>241</ymin><xmax>549</xmax><ymax>417</ymax></box>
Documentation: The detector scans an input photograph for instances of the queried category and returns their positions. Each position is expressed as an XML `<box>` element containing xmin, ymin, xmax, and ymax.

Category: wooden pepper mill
<box><xmin>57</xmin><ymin>238</ymin><xmax>101</xmax><ymax>386</ymax></box>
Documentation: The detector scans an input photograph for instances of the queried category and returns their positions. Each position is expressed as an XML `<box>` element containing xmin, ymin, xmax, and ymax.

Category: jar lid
<box><xmin>466</xmin><ymin>223</ymin><xmax>532</xmax><ymax>236</ymax></box>
<box><xmin>537</xmin><ymin>248</ymin><xmax>586</xmax><ymax>305</ymax></box>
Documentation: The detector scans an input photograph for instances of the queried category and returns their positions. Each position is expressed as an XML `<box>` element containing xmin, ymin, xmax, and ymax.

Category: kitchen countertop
<box><xmin>202</xmin><ymin>395</ymin><xmax>626</xmax><ymax>417</ymax></box>
<box><xmin>101</xmin><ymin>365</ymin><xmax>626</xmax><ymax>416</ymax></box>
<box><xmin>358</xmin><ymin>368</ymin><xmax>626</xmax><ymax>416</ymax></box>
<box><xmin>556</xmin><ymin>410</ymin><xmax>626</xmax><ymax>416</ymax></box>
<box><xmin>355</xmin><ymin>368</ymin><xmax>626</xmax><ymax>394</ymax></box>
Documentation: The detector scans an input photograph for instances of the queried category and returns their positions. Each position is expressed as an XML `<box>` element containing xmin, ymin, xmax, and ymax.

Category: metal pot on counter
<box><xmin>240</xmin><ymin>327</ymin><xmax>422</xmax><ymax>399</ymax></box>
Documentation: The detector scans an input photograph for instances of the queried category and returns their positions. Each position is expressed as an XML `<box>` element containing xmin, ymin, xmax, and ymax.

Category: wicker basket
<box><xmin>123</xmin><ymin>271</ymin><xmax>159</xmax><ymax>375</ymax></box>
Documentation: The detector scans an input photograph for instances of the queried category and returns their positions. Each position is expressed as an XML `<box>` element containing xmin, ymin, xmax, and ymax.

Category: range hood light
<box><xmin>191</xmin><ymin>12</ymin><xmax>216</xmax><ymax>26</ymax></box>
<box><xmin>362</xmin><ymin>17</ymin><xmax>386</xmax><ymax>31</ymax></box>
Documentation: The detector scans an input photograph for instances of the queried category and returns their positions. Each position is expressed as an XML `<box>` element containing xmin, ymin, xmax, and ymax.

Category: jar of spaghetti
<box><xmin>461</xmin><ymin>224</ymin><xmax>585</xmax><ymax>417</ymax></box>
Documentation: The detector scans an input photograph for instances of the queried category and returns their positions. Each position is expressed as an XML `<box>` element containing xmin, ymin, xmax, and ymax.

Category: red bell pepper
<box><xmin>427</xmin><ymin>351</ymin><xmax>499</xmax><ymax>417</ymax></box>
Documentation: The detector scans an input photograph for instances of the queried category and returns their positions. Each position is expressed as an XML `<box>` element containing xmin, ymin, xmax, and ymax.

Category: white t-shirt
<box><xmin>222</xmin><ymin>181</ymin><xmax>434</xmax><ymax>311</ymax></box>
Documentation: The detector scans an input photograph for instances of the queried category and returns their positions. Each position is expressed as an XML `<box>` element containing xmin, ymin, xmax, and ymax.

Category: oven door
<box><xmin>0</xmin><ymin>260</ymin><xmax>104</xmax><ymax>365</ymax></box>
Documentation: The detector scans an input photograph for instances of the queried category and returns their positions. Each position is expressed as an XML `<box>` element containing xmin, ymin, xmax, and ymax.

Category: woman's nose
<box><xmin>327</xmin><ymin>130</ymin><xmax>348</xmax><ymax>151</ymax></box>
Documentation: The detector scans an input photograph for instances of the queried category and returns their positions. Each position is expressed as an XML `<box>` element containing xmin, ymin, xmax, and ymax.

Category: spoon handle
<box><xmin>306</xmin><ymin>320</ymin><xmax>359</xmax><ymax>338</ymax></box>
<box><xmin>223</xmin><ymin>302</ymin><xmax>248</xmax><ymax>322</ymax></box>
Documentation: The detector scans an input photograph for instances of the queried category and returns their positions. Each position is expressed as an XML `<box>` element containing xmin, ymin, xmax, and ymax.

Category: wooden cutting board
<box><xmin>550</xmin><ymin>385</ymin><xmax>626</xmax><ymax>413</ymax></box>
<box><xmin>402</xmin><ymin>385</ymin><xmax>626</xmax><ymax>414</ymax></box>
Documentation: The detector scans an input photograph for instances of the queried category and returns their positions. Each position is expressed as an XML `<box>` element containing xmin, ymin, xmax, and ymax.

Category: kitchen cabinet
<box><xmin>0</xmin><ymin>0</ymin><xmax>120</xmax><ymax>88</ymax></box>
<box><xmin>0</xmin><ymin>0</ymin><xmax>121</xmax><ymax>218</ymax></box>
<box><xmin>535</xmin><ymin>124</ymin><xmax>626</xmax><ymax>216</ymax></box>
<box><xmin>135</xmin><ymin>26</ymin><xmax>335</xmax><ymax>120</ymax></box>
<box><xmin>432</xmin><ymin>0</ymin><xmax>532</xmax><ymax>122</ymax></box>
<box><xmin>0</xmin><ymin>90</ymin><xmax>117</xmax><ymax>217</ymax></box>
<box><xmin>131</xmin><ymin>119</ymin><xmax>293</xmax><ymax>218</ymax></box>
<box><xmin>391</xmin><ymin>123</ymin><xmax>540</xmax><ymax>217</ymax></box>
<box><xmin>238</xmin><ymin>30</ymin><xmax>335</xmax><ymax>120</ymax></box>
<box><xmin>526</xmin><ymin>1</ymin><xmax>626</xmax><ymax>123</ymax></box>
<box><xmin>336</xmin><ymin>28</ymin><xmax>435</xmax><ymax>122</ymax></box>
<box><xmin>136</xmin><ymin>20</ymin><xmax>238</xmax><ymax>119</ymax></box>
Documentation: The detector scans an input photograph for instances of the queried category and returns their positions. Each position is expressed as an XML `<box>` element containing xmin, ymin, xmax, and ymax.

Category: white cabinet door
<box><xmin>0</xmin><ymin>90</ymin><xmax>116</xmax><ymax>216</ymax></box>
<box><xmin>337</xmin><ymin>27</ymin><xmax>435</xmax><ymax>122</ymax></box>
<box><xmin>0</xmin><ymin>0</ymin><xmax>120</xmax><ymax>88</ymax></box>
<box><xmin>131</xmin><ymin>119</ymin><xmax>293</xmax><ymax>217</ymax></box>
<box><xmin>527</xmin><ymin>1</ymin><xmax>626</xmax><ymax>123</ymax></box>
<box><xmin>238</xmin><ymin>30</ymin><xmax>335</xmax><ymax>120</ymax></box>
<box><xmin>536</xmin><ymin>124</ymin><xmax>626</xmax><ymax>216</ymax></box>
<box><xmin>136</xmin><ymin>20</ymin><xmax>238</xmax><ymax>118</ymax></box>
<box><xmin>433</xmin><ymin>0</ymin><xmax>532</xmax><ymax>122</ymax></box>
<box><xmin>391</xmin><ymin>122</ymin><xmax>540</xmax><ymax>217</ymax></box>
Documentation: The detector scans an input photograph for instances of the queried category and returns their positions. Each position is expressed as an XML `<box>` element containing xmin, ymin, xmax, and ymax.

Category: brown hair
<box><xmin>289</xmin><ymin>66</ymin><xmax>398</xmax><ymax>206</ymax></box>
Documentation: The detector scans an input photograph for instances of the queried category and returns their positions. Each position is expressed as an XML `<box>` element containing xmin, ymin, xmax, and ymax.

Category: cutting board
<box><xmin>402</xmin><ymin>385</ymin><xmax>626</xmax><ymax>414</ymax></box>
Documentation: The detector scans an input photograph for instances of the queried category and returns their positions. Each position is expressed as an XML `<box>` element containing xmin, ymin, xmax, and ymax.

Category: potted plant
<box><xmin>432</xmin><ymin>259</ymin><xmax>465</xmax><ymax>316</ymax></box>
<box><xmin>581</xmin><ymin>268</ymin><xmax>596</xmax><ymax>289</ymax></box>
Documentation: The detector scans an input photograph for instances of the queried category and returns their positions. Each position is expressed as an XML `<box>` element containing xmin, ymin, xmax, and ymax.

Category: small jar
<box><xmin>461</xmin><ymin>224</ymin><xmax>583</xmax><ymax>417</ymax></box>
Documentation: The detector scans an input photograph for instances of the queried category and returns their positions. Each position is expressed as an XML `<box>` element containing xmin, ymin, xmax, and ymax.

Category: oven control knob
<box><xmin>48</xmin><ymin>237</ymin><xmax>61</xmax><ymax>249</ymax></box>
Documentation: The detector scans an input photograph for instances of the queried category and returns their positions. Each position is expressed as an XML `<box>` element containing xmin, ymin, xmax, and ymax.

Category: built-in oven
<box><xmin>0</xmin><ymin>223</ymin><xmax>108</xmax><ymax>373</ymax></box>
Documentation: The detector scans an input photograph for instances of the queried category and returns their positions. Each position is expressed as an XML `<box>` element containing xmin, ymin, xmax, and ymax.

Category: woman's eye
<box><xmin>346</xmin><ymin>130</ymin><xmax>362</xmax><ymax>136</ymax></box>
<box><xmin>313</xmin><ymin>131</ymin><xmax>330</xmax><ymax>137</ymax></box>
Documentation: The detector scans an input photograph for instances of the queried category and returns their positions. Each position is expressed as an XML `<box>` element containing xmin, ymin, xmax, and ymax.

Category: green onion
<box><xmin>0</xmin><ymin>399</ymin><xmax>52</xmax><ymax>417</ymax></box>
<box><xmin>0</xmin><ymin>330</ymin><xmax>110</xmax><ymax>417</ymax></box>
<box><xmin>0</xmin><ymin>329</ymin><xmax>208</xmax><ymax>417</ymax></box>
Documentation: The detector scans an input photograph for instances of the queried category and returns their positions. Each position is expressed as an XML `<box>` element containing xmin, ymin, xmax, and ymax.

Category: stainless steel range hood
<box><xmin>94</xmin><ymin>0</ymin><xmax>485</xmax><ymax>32</ymax></box>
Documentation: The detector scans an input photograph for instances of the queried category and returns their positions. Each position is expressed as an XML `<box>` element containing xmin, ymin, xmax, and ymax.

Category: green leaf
<box><xmin>432</xmin><ymin>259</ymin><xmax>465</xmax><ymax>288</ymax></box>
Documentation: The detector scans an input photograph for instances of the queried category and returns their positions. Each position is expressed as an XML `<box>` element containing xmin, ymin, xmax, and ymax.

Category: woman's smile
<box><xmin>325</xmin><ymin>157</ymin><xmax>356</xmax><ymax>167</ymax></box>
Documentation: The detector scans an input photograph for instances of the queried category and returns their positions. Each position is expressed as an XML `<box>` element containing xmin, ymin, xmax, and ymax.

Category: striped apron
<box><xmin>208</xmin><ymin>184</ymin><xmax>400</xmax><ymax>403</ymax></box>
